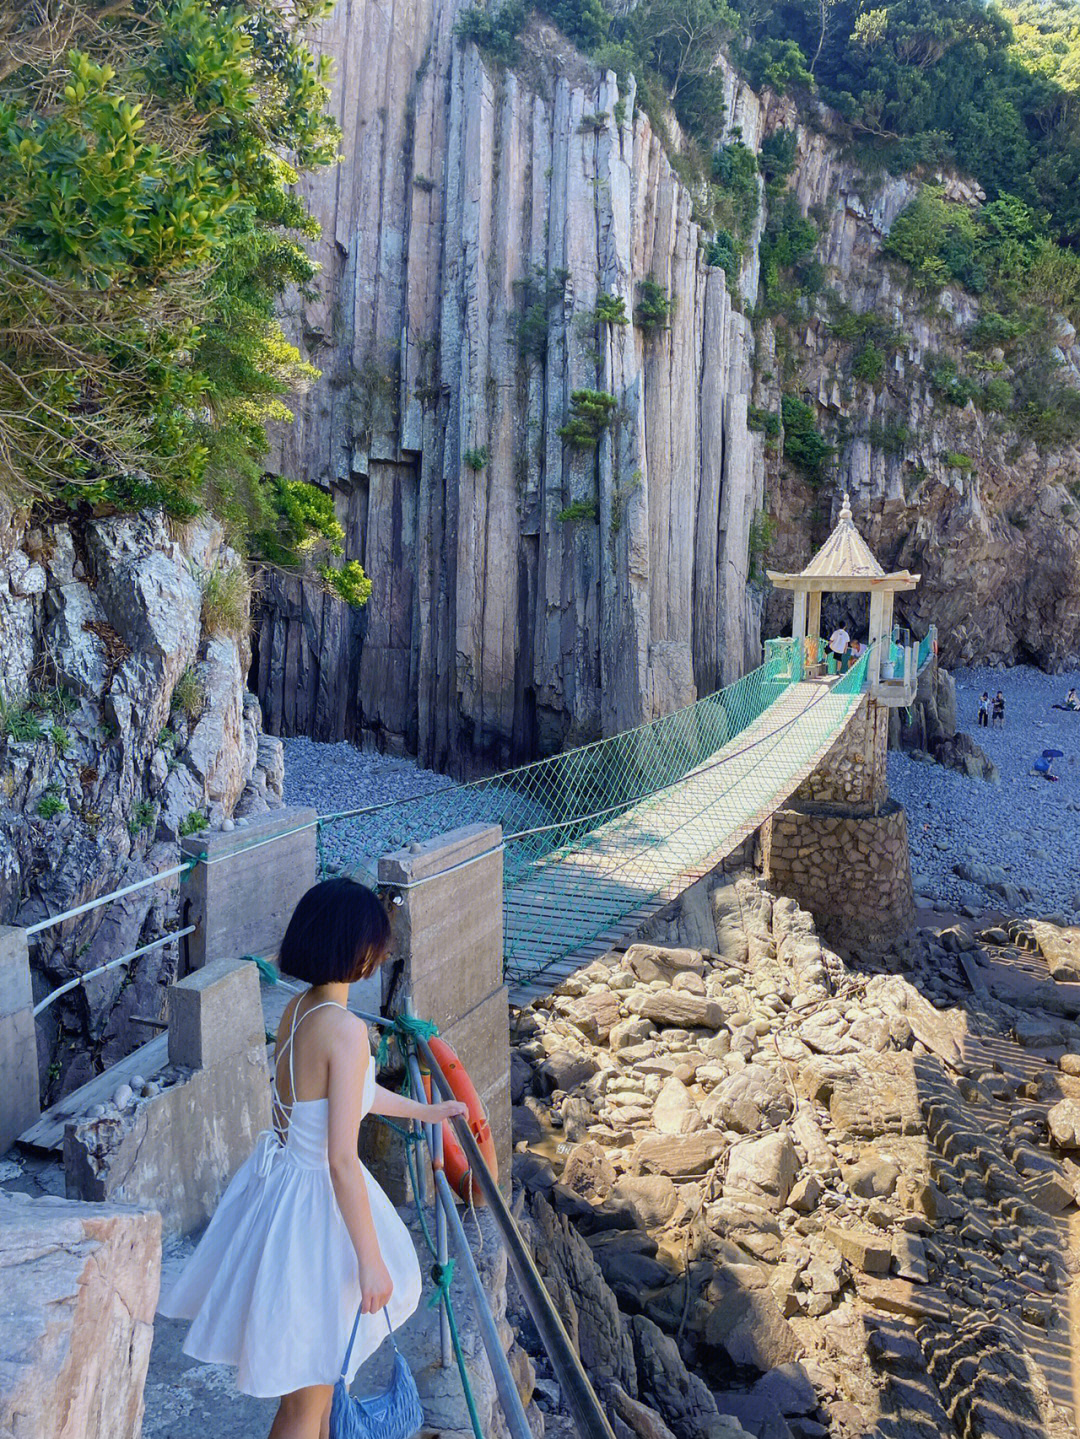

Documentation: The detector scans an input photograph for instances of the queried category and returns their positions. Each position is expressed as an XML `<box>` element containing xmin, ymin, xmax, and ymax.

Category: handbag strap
<box><xmin>340</xmin><ymin>1305</ymin><xmax>396</xmax><ymax>1379</ymax></box>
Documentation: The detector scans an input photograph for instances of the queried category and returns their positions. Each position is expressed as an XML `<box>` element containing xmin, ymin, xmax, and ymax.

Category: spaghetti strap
<box><xmin>273</xmin><ymin>998</ymin><xmax>348</xmax><ymax>1135</ymax></box>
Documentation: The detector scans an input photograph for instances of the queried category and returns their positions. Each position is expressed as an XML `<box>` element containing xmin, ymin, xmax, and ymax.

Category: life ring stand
<box><xmin>422</xmin><ymin>1036</ymin><xmax>498</xmax><ymax>1204</ymax></box>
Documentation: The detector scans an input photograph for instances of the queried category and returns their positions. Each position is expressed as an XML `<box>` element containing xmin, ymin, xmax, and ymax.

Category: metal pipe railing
<box><xmin>403</xmin><ymin>1049</ymin><xmax>534</xmax><ymax>1439</ymax></box>
<box><xmin>416</xmin><ymin>1033</ymin><xmax>618</xmax><ymax>1439</ymax></box>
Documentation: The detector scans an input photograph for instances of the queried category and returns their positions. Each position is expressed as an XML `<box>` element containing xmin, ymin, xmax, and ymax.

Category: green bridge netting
<box><xmin>317</xmin><ymin>641</ymin><xmax>870</xmax><ymax>992</ymax></box>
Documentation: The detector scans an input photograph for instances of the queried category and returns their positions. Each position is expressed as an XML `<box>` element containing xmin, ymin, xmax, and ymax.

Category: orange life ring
<box><xmin>422</xmin><ymin>1036</ymin><xmax>498</xmax><ymax>1203</ymax></box>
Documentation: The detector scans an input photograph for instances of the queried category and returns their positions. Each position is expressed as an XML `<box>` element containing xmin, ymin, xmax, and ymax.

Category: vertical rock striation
<box><xmin>260</xmin><ymin>8</ymin><xmax>767</xmax><ymax>770</ymax></box>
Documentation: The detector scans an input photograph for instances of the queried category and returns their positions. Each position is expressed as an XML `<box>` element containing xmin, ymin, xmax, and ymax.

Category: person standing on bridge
<box><xmin>828</xmin><ymin>624</ymin><xmax>851</xmax><ymax>673</ymax></box>
<box><xmin>159</xmin><ymin>878</ymin><xmax>468</xmax><ymax>1439</ymax></box>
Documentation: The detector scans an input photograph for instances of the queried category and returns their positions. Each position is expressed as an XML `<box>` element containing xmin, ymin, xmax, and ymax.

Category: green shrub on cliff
<box><xmin>781</xmin><ymin>395</ymin><xmax>832</xmax><ymax>483</ymax></box>
<box><xmin>0</xmin><ymin>0</ymin><xmax>344</xmax><ymax>584</ymax></box>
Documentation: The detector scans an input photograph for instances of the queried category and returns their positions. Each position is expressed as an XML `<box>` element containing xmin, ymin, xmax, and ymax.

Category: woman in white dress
<box><xmin>159</xmin><ymin>878</ymin><xmax>468</xmax><ymax>1439</ymax></box>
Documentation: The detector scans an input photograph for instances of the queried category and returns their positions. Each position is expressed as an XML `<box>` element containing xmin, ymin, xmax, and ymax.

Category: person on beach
<box><xmin>978</xmin><ymin>692</ymin><xmax>990</xmax><ymax>727</ymax></box>
<box><xmin>828</xmin><ymin>626</ymin><xmax>851</xmax><ymax>673</ymax></box>
<box><xmin>159</xmin><ymin>878</ymin><xmax>468</xmax><ymax>1439</ymax></box>
<box><xmin>1053</xmin><ymin>688</ymin><xmax>1080</xmax><ymax>712</ymax></box>
<box><xmin>992</xmin><ymin>691</ymin><xmax>1005</xmax><ymax>728</ymax></box>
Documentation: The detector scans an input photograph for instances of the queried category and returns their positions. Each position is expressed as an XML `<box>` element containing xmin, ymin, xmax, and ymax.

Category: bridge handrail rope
<box><xmin>32</xmin><ymin>925</ymin><xmax>196</xmax><ymax>1017</ymax></box>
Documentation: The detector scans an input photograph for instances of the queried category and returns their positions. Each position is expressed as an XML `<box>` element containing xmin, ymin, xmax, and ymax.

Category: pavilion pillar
<box><xmin>868</xmin><ymin>589</ymin><xmax>886</xmax><ymax>685</ymax></box>
<box><xmin>791</xmin><ymin>589</ymin><xmax>808</xmax><ymax>649</ymax></box>
<box><xmin>807</xmin><ymin>591</ymin><xmax>823</xmax><ymax>663</ymax></box>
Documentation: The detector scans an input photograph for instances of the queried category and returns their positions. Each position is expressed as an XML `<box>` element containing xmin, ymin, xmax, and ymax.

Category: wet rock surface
<box><xmin>509</xmin><ymin>871</ymin><xmax>1080</xmax><ymax>1439</ymax></box>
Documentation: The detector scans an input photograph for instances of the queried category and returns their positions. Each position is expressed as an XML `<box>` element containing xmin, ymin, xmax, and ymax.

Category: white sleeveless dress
<box><xmin>158</xmin><ymin>1000</ymin><xmax>423</xmax><ymax>1398</ymax></box>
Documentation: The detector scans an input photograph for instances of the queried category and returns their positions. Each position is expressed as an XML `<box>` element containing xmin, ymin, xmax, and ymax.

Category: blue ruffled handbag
<box><xmin>329</xmin><ymin>1308</ymin><xmax>424</xmax><ymax>1439</ymax></box>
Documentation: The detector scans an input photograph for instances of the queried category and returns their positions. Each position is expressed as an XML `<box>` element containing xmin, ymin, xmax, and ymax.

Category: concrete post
<box><xmin>867</xmin><ymin>588</ymin><xmax>886</xmax><ymax>686</ymax></box>
<box><xmin>791</xmin><ymin>589</ymin><xmax>808</xmax><ymax>648</ymax></box>
<box><xmin>0</xmin><ymin>927</ymin><xmax>39</xmax><ymax>1151</ymax></box>
<box><xmin>807</xmin><ymin>590</ymin><xmax>823</xmax><ymax>663</ymax></box>
<box><xmin>378</xmin><ymin>825</ymin><xmax>510</xmax><ymax>1187</ymax></box>
<box><xmin>179</xmin><ymin>806</ymin><xmax>317</xmax><ymax>971</ymax></box>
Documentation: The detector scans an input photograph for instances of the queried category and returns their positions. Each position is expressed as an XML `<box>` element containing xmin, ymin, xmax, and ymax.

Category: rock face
<box><xmin>0</xmin><ymin>1189</ymin><xmax>161</xmax><ymax>1439</ymax></box>
<box><xmin>252</xmin><ymin>2</ymin><xmax>1080</xmax><ymax>770</ymax></box>
<box><xmin>0</xmin><ymin>505</ymin><xmax>283</xmax><ymax>1100</ymax></box>
<box><xmin>260</xmin><ymin>14</ymin><xmax>770</xmax><ymax>770</ymax></box>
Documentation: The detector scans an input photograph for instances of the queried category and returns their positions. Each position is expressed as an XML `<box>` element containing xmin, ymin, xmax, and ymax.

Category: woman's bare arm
<box><xmin>369</xmin><ymin>1083</ymin><xmax>469</xmax><ymax>1124</ymax></box>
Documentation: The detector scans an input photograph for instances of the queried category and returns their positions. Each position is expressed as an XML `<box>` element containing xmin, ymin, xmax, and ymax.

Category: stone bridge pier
<box><xmin>761</xmin><ymin>696</ymin><xmax>915</xmax><ymax>951</ymax></box>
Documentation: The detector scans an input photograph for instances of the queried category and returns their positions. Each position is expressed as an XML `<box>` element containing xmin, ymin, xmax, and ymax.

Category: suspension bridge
<box><xmin>317</xmin><ymin>639</ymin><xmax>888</xmax><ymax>1003</ymax></box>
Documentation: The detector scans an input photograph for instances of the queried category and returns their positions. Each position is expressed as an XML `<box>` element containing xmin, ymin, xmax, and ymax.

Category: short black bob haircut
<box><xmin>279</xmin><ymin>878</ymin><xmax>392</xmax><ymax>986</ymax></box>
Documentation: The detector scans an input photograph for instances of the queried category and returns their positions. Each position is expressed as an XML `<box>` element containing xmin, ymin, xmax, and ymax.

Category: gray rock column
<box><xmin>0</xmin><ymin>926</ymin><xmax>39</xmax><ymax>1151</ymax></box>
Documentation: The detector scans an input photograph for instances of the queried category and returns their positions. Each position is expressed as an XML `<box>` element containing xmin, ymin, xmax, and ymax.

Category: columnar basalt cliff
<box><xmin>256</xmin><ymin>0</ymin><xmax>1080</xmax><ymax>769</ymax></box>
<box><xmin>259</xmin><ymin>7</ymin><xmax>770</xmax><ymax>770</ymax></box>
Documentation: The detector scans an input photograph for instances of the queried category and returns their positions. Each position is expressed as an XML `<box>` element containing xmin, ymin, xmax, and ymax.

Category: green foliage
<box><xmin>759</xmin><ymin>195</ymin><xmax>819</xmax><ymax>306</ymax></box>
<box><xmin>851</xmin><ymin>344</ymin><xmax>886</xmax><ymax>384</ymax></box>
<box><xmin>50</xmin><ymin>725</ymin><xmax>71</xmax><ymax>756</ymax></box>
<box><xmin>179</xmin><ymin>810</ymin><xmax>209</xmax><ymax>836</ymax></box>
<box><xmin>453</xmin><ymin>2</ymin><xmax>526</xmax><ymax>64</ymax></box>
<box><xmin>463</xmin><ymin>446</ymin><xmax>489</xmax><ymax>471</ymax></box>
<box><xmin>0</xmin><ymin>0</ymin><xmax>338</xmax><ymax>525</ymax></box>
<box><xmin>199</xmin><ymin>564</ymin><xmax>251</xmax><ymax>638</ymax></box>
<box><xmin>748</xmin><ymin>509</ymin><xmax>778</xmax><ymax>581</ymax></box>
<box><xmin>943</xmin><ymin>451</ymin><xmax>975</xmax><ymax>470</ymax></box>
<box><xmin>713</xmin><ymin>140</ymin><xmax>760</xmax><ymax>236</ymax></box>
<box><xmin>36</xmin><ymin>785</ymin><xmax>67</xmax><ymax>820</ymax></box>
<box><xmin>781</xmin><ymin>394</ymin><xmax>832</xmax><ymax>483</ymax></box>
<box><xmin>595</xmin><ymin>293</ymin><xmax>629</xmax><ymax>325</ymax></box>
<box><xmin>128</xmin><ymin>800</ymin><xmax>157</xmax><ymax>837</ymax></box>
<box><xmin>0</xmin><ymin>695</ymin><xmax>45</xmax><ymax>742</ymax></box>
<box><xmin>704</xmin><ymin>229</ymin><xmax>741</xmax><ymax>277</ymax></box>
<box><xmin>578</xmin><ymin>112</ymin><xmax>610</xmax><ymax>133</ymax></box>
<box><xmin>928</xmin><ymin>355</ymin><xmax>978</xmax><ymax>407</ymax></box>
<box><xmin>171</xmin><ymin>666</ymin><xmax>205</xmax><ymax>723</ymax></box>
<box><xmin>516</xmin><ymin>267</ymin><xmax>568</xmax><ymax>361</ymax></box>
<box><xmin>1012</xmin><ymin>350</ymin><xmax>1080</xmax><ymax>443</ymax></box>
<box><xmin>758</xmin><ymin>129</ymin><xmax>798</xmax><ymax>193</ymax></box>
<box><xmin>980</xmin><ymin>376</ymin><xmax>1015</xmax><ymax>413</ymax></box>
<box><xmin>867</xmin><ymin>419</ymin><xmax>912</xmax><ymax>454</ymax></box>
<box><xmin>319</xmin><ymin>561</ymin><xmax>373</xmax><ymax>608</ymax></box>
<box><xmin>970</xmin><ymin>310</ymin><xmax>1026</xmax><ymax>350</ymax></box>
<box><xmin>727</xmin><ymin>0</ymin><xmax>1080</xmax><ymax>250</ymax></box>
<box><xmin>747</xmin><ymin>404</ymin><xmax>782</xmax><ymax>439</ymax></box>
<box><xmin>557</xmin><ymin>390</ymin><xmax>618</xmax><ymax>447</ymax></box>
<box><xmin>744</xmin><ymin>38</ymin><xmax>814</xmax><ymax>95</ymax></box>
<box><xmin>635</xmin><ymin>279</ymin><xmax>675</xmax><ymax>332</ymax></box>
<box><xmin>413</xmin><ymin>173</ymin><xmax>436</xmax><ymax>192</ymax></box>
<box><xmin>534</xmin><ymin>0</ymin><xmax>609</xmax><ymax>50</ymax></box>
<box><xmin>557</xmin><ymin>498</ymin><xmax>601</xmax><ymax>522</ymax></box>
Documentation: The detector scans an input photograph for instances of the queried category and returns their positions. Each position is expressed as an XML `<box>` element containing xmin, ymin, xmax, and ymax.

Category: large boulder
<box><xmin>930</xmin><ymin>731</ymin><xmax>999</xmax><ymax>783</ymax></box>
<box><xmin>629</xmin><ymin>990</ymin><xmax>724</xmax><ymax>1031</ymax></box>
<box><xmin>0</xmin><ymin>1191</ymin><xmax>161</xmax><ymax>1439</ymax></box>
<box><xmin>724</xmin><ymin>1131</ymin><xmax>799</xmax><ymax>1209</ymax></box>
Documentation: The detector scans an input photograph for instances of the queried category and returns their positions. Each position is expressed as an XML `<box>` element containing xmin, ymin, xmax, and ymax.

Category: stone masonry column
<box><xmin>762</xmin><ymin>696</ymin><xmax>915</xmax><ymax>950</ymax></box>
<box><xmin>378</xmin><ymin>825</ymin><xmax>510</xmax><ymax>1187</ymax></box>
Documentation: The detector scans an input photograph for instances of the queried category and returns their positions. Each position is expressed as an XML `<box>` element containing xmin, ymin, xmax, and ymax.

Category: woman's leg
<box><xmin>268</xmin><ymin>1385</ymin><xmax>333</xmax><ymax>1439</ymax></box>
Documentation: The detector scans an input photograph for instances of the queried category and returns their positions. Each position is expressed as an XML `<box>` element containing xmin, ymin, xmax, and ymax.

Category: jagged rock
<box><xmin>930</xmin><ymin>732</ymin><xmax>999</xmax><ymax>783</ymax></box>
<box><xmin>633</xmin><ymin>1131</ymin><xmax>726</xmax><ymax>1178</ymax></box>
<box><xmin>652</xmin><ymin>1075</ymin><xmax>703</xmax><ymax>1135</ymax></box>
<box><xmin>725</xmin><ymin>1132</ymin><xmax>799</xmax><ymax>1209</ymax></box>
<box><xmin>561</xmin><ymin>1142</ymin><xmax>617</xmax><ymax>1201</ymax></box>
<box><xmin>631</xmin><ymin>1315</ymin><xmax>734</xmax><ymax>1439</ymax></box>
<box><xmin>629</xmin><ymin>990</ymin><xmax>724</xmax><ymax>1031</ymax></box>
<box><xmin>787</xmin><ymin>1175</ymin><xmax>822</xmax><ymax>1214</ymax></box>
<box><xmin>0</xmin><ymin>1191</ymin><xmax>161</xmax><ymax>1439</ymax></box>
<box><xmin>843</xmin><ymin>1150</ymin><xmax>900</xmax><ymax>1199</ymax></box>
<box><xmin>565</xmin><ymin>990</ymin><xmax>623</xmax><ymax>1043</ymax></box>
<box><xmin>704</xmin><ymin>1270</ymin><xmax>801</xmax><ymax>1373</ymax></box>
<box><xmin>611</xmin><ymin>1175</ymin><xmax>681</xmax><ymax>1229</ymax></box>
<box><xmin>753</xmin><ymin>1364</ymin><xmax>819</xmax><ymax>1417</ymax></box>
<box><xmin>1047</xmin><ymin>1099</ymin><xmax>1080</xmax><ymax>1149</ymax></box>
<box><xmin>526</xmin><ymin>1193</ymin><xmax>637</xmax><ymax>1396</ymax></box>
<box><xmin>826</xmin><ymin>1227</ymin><xmax>891</xmax><ymax>1275</ymax></box>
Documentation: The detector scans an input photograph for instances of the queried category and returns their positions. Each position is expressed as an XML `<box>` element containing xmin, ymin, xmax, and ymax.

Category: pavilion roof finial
<box><xmin>839</xmin><ymin>491</ymin><xmax>853</xmax><ymax>523</ymax></box>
